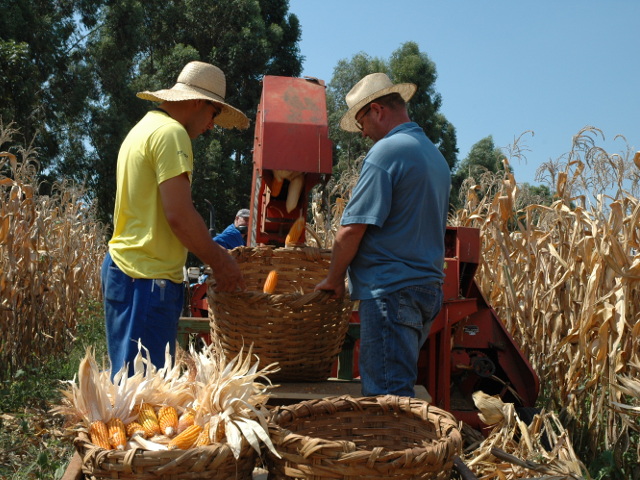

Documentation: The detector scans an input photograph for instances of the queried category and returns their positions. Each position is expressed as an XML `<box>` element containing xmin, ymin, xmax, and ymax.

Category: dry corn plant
<box><xmin>453</xmin><ymin>129</ymin><xmax>640</xmax><ymax>475</ymax></box>
<box><xmin>0</xmin><ymin>128</ymin><xmax>108</xmax><ymax>382</ymax></box>
<box><xmin>308</xmin><ymin>155</ymin><xmax>364</xmax><ymax>248</ymax></box>
<box><xmin>464</xmin><ymin>391</ymin><xmax>585</xmax><ymax>479</ymax></box>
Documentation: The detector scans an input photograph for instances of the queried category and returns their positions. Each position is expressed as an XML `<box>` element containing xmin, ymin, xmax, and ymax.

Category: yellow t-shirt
<box><xmin>109</xmin><ymin>110</ymin><xmax>193</xmax><ymax>283</ymax></box>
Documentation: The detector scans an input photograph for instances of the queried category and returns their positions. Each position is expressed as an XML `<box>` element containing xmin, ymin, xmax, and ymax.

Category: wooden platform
<box><xmin>269</xmin><ymin>378</ymin><xmax>432</xmax><ymax>405</ymax></box>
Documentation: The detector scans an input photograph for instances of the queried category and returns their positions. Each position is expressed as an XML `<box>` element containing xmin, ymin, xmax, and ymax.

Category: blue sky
<box><xmin>287</xmin><ymin>0</ymin><xmax>639</xmax><ymax>186</ymax></box>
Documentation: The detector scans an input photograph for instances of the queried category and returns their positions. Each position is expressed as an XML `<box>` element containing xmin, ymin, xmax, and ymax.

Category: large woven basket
<box><xmin>208</xmin><ymin>246</ymin><xmax>353</xmax><ymax>382</ymax></box>
<box><xmin>266</xmin><ymin>395</ymin><xmax>463</xmax><ymax>479</ymax></box>
<box><xmin>73</xmin><ymin>431</ymin><xmax>257</xmax><ymax>480</ymax></box>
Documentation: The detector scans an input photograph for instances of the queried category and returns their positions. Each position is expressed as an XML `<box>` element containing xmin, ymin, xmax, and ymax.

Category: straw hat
<box><xmin>137</xmin><ymin>61</ymin><xmax>249</xmax><ymax>130</ymax></box>
<box><xmin>340</xmin><ymin>73</ymin><xmax>417</xmax><ymax>132</ymax></box>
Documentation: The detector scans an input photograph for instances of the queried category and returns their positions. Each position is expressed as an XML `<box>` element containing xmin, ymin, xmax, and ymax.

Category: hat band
<box><xmin>173</xmin><ymin>82</ymin><xmax>226</xmax><ymax>103</ymax></box>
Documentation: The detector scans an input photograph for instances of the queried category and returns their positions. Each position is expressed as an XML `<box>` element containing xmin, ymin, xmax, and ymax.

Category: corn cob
<box><xmin>158</xmin><ymin>405</ymin><xmax>178</xmax><ymax>437</ymax></box>
<box><xmin>285</xmin><ymin>217</ymin><xmax>305</xmax><ymax>246</ymax></box>
<box><xmin>194</xmin><ymin>421</ymin><xmax>211</xmax><ymax>447</ymax></box>
<box><xmin>167</xmin><ymin>424</ymin><xmax>202</xmax><ymax>450</ymax></box>
<box><xmin>89</xmin><ymin>420</ymin><xmax>112</xmax><ymax>450</ymax></box>
<box><xmin>107</xmin><ymin>417</ymin><xmax>127</xmax><ymax>450</ymax></box>
<box><xmin>126</xmin><ymin>421</ymin><xmax>146</xmax><ymax>438</ymax></box>
<box><xmin>286</xmin><ymin>174</ymin><xmax>304</xmax><ymax>213</ymax></box>
<box><xmin>263</xmin><ymin>270</ymin><xmax>278</xmax><ymax>294</ymax></box>
<box><xmin>214</xmin><ymin>419</ymin><xmax>226</xmax><ymax>443</ymax></box>
<box><xmin>271</xmin><ymin>176</ymin><xmax>284</xmax><ymax>197</ymax></box>
<box><xmin>137</xmin><ymin>403</ymin><xmax>161</xmax><ymax>437</ymax></box>
<box><xmin>177</xmin><ymin>408</ymin><xmax>196</xmax><ymax>434</ymax></box>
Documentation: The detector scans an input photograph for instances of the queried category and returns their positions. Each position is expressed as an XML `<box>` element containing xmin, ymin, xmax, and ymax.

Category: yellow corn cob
<box><xmin>194</xmin><ymin>421</ymin><xmax>211</xmax><ymax>447</ymax></box>
<box><xmin>158</xmin><ymin>405</ymin><xmax>179</xmax><ymax>437</ymax></box>
<box><xmin>285</xmin><ymin>217</ymin><xmax>305</xmax><ymax>245</ymax></box>
<box><xmin>89</xmin><ymin>420</ymin><xmax>112</xmax><ymax>450</ymax></box>
<box><xmin>214</xmin><ymin>419</ymin><xmax>226</xmax><ymax>443</ymax></box>
<box><xmin>271</xmin><ymin>176</ymin><xmax>284</xmax><ymax>197</ymax></box>
<box><xmin>263</xmin><ymin>270</ymin><xmax>278</xmax><ymax>294</ymax></box>
<box><xmin>107</xmin><ymin>417</ymin><xmax>127</xmax><ymax>450</ymax></box>
<box><xmin>177</xmin><ymin>408</ymin><xmax>195</xmax><ymax>434</ymax></box>
<box><xmin>167</xmin><ymin>424</ymin><xmax>203</xmax><ymax>450</ymax></box>
<box><xmin>126</xmin><ymin>421</ymin><xmax>146</xmax><ymax>438</ymax></box>
<box><xmin>137</xmin><ymin>403</ymin><xmax>161</xmax><ymax>437</ymax></box>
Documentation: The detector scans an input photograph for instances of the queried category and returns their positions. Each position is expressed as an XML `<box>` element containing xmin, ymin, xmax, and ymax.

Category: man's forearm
<box><xmin>326</xmin><ymin>223</ymin><xmax>367</xmax><ymax>283</ymax></box>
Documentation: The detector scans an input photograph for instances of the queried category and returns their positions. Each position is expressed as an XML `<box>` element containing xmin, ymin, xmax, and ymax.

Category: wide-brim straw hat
<box><xmin>137</xmin><ymin>61</ymin><xmax>249</xmax><ymax>130</ymax></box>
<box><xmin>340</xmin><ymin>73</ymin><xmax>417</xmax><ymax>132</ymax></box>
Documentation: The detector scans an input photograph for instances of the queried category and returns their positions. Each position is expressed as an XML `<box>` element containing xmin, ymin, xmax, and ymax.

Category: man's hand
<box><xmin>315</xmin><ymin>277</ymin><xmax>345</xmax><ymax>299</ymax></box>
<box><xmin>314</xmin><ymin>223</ymin><xmax>367</xmax><ymax>299</ymax></box>
<box><xmin>209</xmin><ymin>247</ymin><xmax>246</xmax><ymax>292</ymax></box>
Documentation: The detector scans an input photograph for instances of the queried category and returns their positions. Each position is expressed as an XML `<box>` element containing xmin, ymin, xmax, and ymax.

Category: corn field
<box><xmin>0</xmin><ymin>124</ymin><xmax>108</xmax><ymax>382</ymax></box>
<box><xmin>310</xmin><ymin>127</ymin><xmax>640</xmax><ymax>477</ymax></box>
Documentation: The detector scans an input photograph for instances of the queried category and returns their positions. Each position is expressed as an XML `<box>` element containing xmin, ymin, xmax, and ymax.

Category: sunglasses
<box><xmin>355</xmin><ymin>104</ymin><xmax>372</xmax><ymax>131</ymax></box>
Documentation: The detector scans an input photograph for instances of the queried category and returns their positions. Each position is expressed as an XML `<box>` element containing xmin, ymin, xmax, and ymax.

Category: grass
<box><xmin>0</xmin><ymin>299</ymin><xmax>106</xmax><ymax>480</ymax></box>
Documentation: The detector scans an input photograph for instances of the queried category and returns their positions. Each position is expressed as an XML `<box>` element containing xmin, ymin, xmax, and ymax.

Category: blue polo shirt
<box><xmin>341</xmin><ymin>122</ymin><xmax>450</xmax><ymax>300</ymax></box>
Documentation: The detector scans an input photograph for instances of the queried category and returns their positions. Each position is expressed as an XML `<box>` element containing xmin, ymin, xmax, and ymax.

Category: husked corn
<box><xmin>125</xmin><ymin>421</ymin><xmax>146</xmax><ymax>438</ymax></box>
<box><xmin>263</xmin><ymin>270</ymin><xmax>278</xmax><ymax>294</ymax></box>
<box><xmin>89</xmin><ymin>420</ymin><xmax>111</xmax><ymax>450</ymax></box>
<box><xmin>158</xmin><ymin>405</ymin><xmax>178</xmax><ymax>437</ymax></box>
<box><xmin>107</xmin><ymin>417</ymin><xmax>127</xmax><ymax>450</ymax></box>
<box><xmin>137</xmin><ymin>403</ymin><xmax>161</xmax><ymax>437</ymax></box>
<box><xmin>194</xmin><ymin>421</ymin><xmax>211</xmax><ymax>447</ymax></box>
<box><xmin>177</xmin><ymin>408</ymin><xmax>195</xmax><ymax>434</ymax></box>
<box><xmin>285</xmin><ymin>217</ymin><xmax>305</xmax><ymax>245</ymax></box>
<box><xmin>168</xmin><ymin>424</ymin><xmax>202</xmax><ymax>450</ymax></box>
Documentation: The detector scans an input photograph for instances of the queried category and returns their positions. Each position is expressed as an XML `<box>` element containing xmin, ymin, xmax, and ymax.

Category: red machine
<box><xmin>245</xmin><ymin>76</ymin><xmax>540</xmax><ymax>428</ymax></box>
<box><xmin>248</xmin><ymin>75</ymin><xmax>333</xmax><ymax>247</ymax></box>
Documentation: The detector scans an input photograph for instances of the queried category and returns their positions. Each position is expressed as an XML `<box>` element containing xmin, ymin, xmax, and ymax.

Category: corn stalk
<box><xmin>0</xmin><ymin>129</ymin><xmax>108</xmax><ymax>381</ymax></box>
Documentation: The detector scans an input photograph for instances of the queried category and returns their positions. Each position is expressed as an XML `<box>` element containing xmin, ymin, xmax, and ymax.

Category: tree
<box><xmin>451</xmin><ymin>135</ymin><xmax>506</xmax><ymax>208</ymax></box>
<box><xmin>51</xmin><ymin>0</ymin><xmax>303</xmax><ymax>229</ymax></box>
<box><xmin>0</xmin><ymin>0</ymin><xmax>94</xmax><ymax>179</ymax></box>
<box><xmin>326</xmin><ymin>41</ymin><xmax>458</xmax><ymax>176</ymax></box>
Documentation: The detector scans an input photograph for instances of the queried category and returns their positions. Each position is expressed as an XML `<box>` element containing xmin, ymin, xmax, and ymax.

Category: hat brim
<box><xmin>137</xmin><ymin>85</ymin><xmax>249</xmax><ymax>130</ymax></box>
<box><xmin>339</xmin><ymin>83</ymin><xmax>417</xmax><ymax>133</ymax></box>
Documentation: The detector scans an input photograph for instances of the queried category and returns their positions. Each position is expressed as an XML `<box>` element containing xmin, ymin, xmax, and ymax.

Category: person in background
<box><xmin>214</xmin><ymin>208</ymin><xmax>250</xmax><ymax>249</ymax></box>
<box><xmin>315</xmin><ymin>73</ymin><xmax>451</xmax><ymax>397</ymax></box>
<box><xmin>101</xmin><ymin>61</ymin><xmax>247</xmax><ymax>376</ymax></box>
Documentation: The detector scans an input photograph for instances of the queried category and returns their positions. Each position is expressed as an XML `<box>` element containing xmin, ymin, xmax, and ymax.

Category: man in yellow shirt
<box><xmin>102</xmin><ymin>61</ymin><xmax>247</xmax><ymax>375</ymax></box>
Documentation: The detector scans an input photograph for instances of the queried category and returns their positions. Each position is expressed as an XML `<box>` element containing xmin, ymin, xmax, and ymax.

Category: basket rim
<box><xmin>73</xmin><ymin>429</ymin><xmax>254</xmax><ymax>463</ymax></box>
<box><xmin>267</xmin><ymin>394</ymin><xmax>462</xmax><ymax>456</ymax></box>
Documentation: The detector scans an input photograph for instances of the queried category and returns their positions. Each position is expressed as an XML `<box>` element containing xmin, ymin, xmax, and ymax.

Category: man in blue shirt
<box><xmin>214</xmin><ymin>208</ymin><xmax>249</xmax><ymax>249</ymax></box>
<box><xmin>316</xmin><ymin>73</ymin><xmax>451</xmax><ymax>398</ymax></box>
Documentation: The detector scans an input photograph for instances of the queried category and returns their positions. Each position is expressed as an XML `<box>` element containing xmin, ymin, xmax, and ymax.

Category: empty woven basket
<box><xmin>208</xmin><ymin>246</ymin><xmax>353</xmax><ymax>382</ymax></box>
<box><xmin>266</xmin><ymin>395</ymin><xmax>463</xmax><ymax>479</ymax></box>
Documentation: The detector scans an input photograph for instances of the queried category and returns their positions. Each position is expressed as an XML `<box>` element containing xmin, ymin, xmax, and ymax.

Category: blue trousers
<box><xmin>358</xmin><ymin>283</ymin><xmax>443</xmax><ymax>397</ymax></box>
<box><xmin>101</xmin><ymin>252</ymin><xmax>184</xmax><ymax>377</ymax></box>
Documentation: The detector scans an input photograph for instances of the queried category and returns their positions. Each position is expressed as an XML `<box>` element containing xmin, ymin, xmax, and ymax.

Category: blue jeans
<box><xmin>101</xmin><ymin>252</ymin><xmax>184</xmax><ymax>377</ymax></box>
<box><xmin>358</xmin><ymin>283</ymin><xmax>443</xmax><ymax>397</ymax></box>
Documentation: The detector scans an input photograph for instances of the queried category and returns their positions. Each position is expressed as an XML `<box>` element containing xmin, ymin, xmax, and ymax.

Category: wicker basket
<box><xmin>266</xmin><ymin>395</ymin><xmax>463</xmax><ymax>479</ymax></box>
<box><xmin>208</xmin><ymin>246</ymin><xmax>353</xmax><ymax>382</ymax></box>
<box><xmin>73</xmin><ymin>431</ymin><xmax>257</xmax><ymax>480</ymax></box>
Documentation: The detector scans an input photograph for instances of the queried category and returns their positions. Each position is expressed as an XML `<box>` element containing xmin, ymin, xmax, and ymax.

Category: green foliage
<box><xmin>0</xmin><ymin>299</ymin><xmax>105</xmax><ymax>480</ymax></box>
<box><xmin>327</xmin><ymin>41</ymin><xmax>458</xmax><ymax>179</ymax></box>
<box><xmin>451</xmin><ymin>135</ymin><xmax>506</xmax><ymax>208</ymax></box>
<box><xmin>69</xmin><ymin>0</ymin><xmax>304</xmax><ymax>225</ymax></box>
<box><xmin>0</xmin><ymin>0</ymin><xmax>94</xmax><ymax>176</ymax></box>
